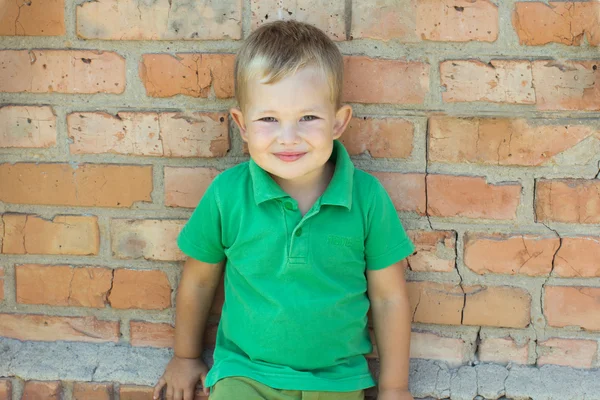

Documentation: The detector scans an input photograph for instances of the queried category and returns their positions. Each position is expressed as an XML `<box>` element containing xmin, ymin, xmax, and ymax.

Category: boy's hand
<box><xmin>377</xmin><ymin>388</ymin><xmax>414</xmax><ymax>400</ymax></box>
<box><xmin>153</xmin><ymin>356</ymin><xmax>209</xmax><ymax>400</ymax></box>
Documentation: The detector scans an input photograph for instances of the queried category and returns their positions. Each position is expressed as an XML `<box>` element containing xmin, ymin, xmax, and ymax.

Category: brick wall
<box><xmin>1</xmin><ymin>1</ymin><xmax>599</xmax><ymax>399</ymax></box>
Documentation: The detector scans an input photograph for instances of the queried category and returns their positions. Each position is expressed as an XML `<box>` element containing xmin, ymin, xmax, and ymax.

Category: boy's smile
<box><xmin>230</xmin><ymin>65</ymin><xmax>352</xmax><ymax>189</ymax></box>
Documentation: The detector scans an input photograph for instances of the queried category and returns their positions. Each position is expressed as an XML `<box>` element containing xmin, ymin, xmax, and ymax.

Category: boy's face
<box><xmin>231</xmin><ymin>66</ymin><xmax>352</xmax><ymax>183</ymax></box>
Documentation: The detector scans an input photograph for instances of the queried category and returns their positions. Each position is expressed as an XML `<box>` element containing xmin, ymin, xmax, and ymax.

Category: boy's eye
<box><xmin>258</xmin><ymin>117</ymin><xmax>277</xmax><ymax>122</ymax></box>
<box><xmin>300</xmin><ymin>115</ymin><xmax>319</xmax><ymax>121</ymax></box>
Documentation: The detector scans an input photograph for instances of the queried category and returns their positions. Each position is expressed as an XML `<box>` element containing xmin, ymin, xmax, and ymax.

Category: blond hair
<box><xmin>234</xmin><ymin>20</ymin><xmax>344</xmax><ymax>110</ymax></box>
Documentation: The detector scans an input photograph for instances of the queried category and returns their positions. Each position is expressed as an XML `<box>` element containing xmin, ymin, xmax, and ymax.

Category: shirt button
<box><xmin>295</xmin><ymin>228</ymin><xmax>303</xmax><ymax>237</ymax></box>
<box><xmin>284</xmin><ymin>202</ymin><xmax>294</xmax><ymax>210</ymax></box>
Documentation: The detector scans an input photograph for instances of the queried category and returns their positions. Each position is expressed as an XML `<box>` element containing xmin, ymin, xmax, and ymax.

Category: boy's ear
<box><xmin>230</xmin><ymin>107</ymin><xmax>248</xmax><ymax>142</ymax></box>
<box><xmin>332</xmin><ymin>105</ymin><xmax>352</xmax><ymax>140</ymax></box>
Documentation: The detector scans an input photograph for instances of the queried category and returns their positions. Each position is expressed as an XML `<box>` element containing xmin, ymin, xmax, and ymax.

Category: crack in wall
<box><xmin>424</xmin><ymin>118</ymin><xmax>433</xmax><ymax>230</ymax></box>
<box><xmin>104</xmin><ymin>269</ymin><xmax>115</xmax><ymax>307</ymax></box>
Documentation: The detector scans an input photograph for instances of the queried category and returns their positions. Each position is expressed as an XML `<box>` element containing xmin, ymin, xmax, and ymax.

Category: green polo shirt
<box><xmin>177</xmin><ymin>140</ymin><xmax>415</xmax><ymax>391</ymax></box>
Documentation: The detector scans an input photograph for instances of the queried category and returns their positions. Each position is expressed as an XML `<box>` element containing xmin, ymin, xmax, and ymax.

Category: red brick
<box><xmin>440</xmin><ymin>60</ymin><xmax>535</xmax><ymax>104</ymax></box>
<box><xmin>538</xmin><ymin>338</ymin><xmax>597</xmax><ymax>368</ymax></box>
<box><xmin>428</xmin><ymin>116</ymin><xmax>600</xmax><ymax>166</ymax></box>
<box><xmin>2</xmin><ymin>214</ymin><xmax>99</xmax><ymax>256</ymax></box>
<box><xmin>0</xmin><ymin>50</ymin><xmax>125</xmax><ymax>94</ymax></box>
<box><xmin>77</xmin><ymin>0</ymin><xmax>241</xmax><ymax>40</ymax></box>
<box><xmin>165</xmin><ymin>167</ymin><xmax>220</xmax><ymax>208</ymax></box>
<box><xmin>251</xmin><ymin>0</ymin><xmax>345</xmax><ymax>40</ymax></box>
<box><xmin>22</xmin><ymin>381</ymin><xmax>61</xmax><ymax>399</ymax></box>
<box><xmin>513</xmin><ymin>2</ymin><xmax>600</xmax><ymax>46</ymax></box>
<box><xmin>16</xmin><ymin>265</ymin><xmax>112</xmax><ymax>307</ymax></box>
<box><xmin>427</xmin><ymin>175</ymin><xmax>521</xmax><ymax>220</ymax></box>
<box><xmin>0</xmin><ymin>163</ymin><xmax>152</xmax><ymax>207</ymax></box>
<box><xmin>108</xmin><ymin>269</ymin><xmax>171</xmax><ymax>310</ymax></box>
<box><xmin>0</xmin><ymin>313</ymin><xmax>119</xmax><ymax>343</ymax></box>
<box><xmin>464</xmin><ymin>233</ymin><xmax>559</xmax><ymax>276</ymax></box>
<box><xmin>119</xmin><ymin>385</ymin><xmax>154</xmax><ymax>400</ymax></box>
<box><xmin>555</xmin><ymin>237</ymin><xmax>600</xmax><ymax>277</ymax></box>
<box><xmin>111</xmin><ymin>219</ymin><xmax>185</xmax><ymax>261</ymax></box>
<box><xmin>544</xmin><ymin>286</ymin><xmax>600</xmax><ymax>331</ymax></box>
<box><xmin>343</xmin><ymin>57</ymin><xmax>429</xmax><ymax>104</ymax></box>
<box><xmin>536</xmin><ymin>179</ymin><xmax>600</xmax><ymax>224</ymax></box>
<box><xmin>402</xmin><ymin>230</ymin><xmax>456</xmax><ymax>272</ymax></box>
<box><xmin>533</xmin><ymin>60</ymin><xmax>600</xmax><ymax>111</ymax></box>
<box><xmin>410</xmin><ymin>331</ymin><xmax>473</xmax><ymax>365</ymax></box>
<box><xmin>130</xmin><ymin>321</ymin><xmax>174</xmax><ymax>348</ymax></box>
<box><xmin>73</xmin><ymin>382</ymin><xmax>113</xmax><ymax>400</ymax></box>
<box><xmin>0</xmin><ymin>267</ymin><xmax>4</xmax><ymax>302</ymax></box>
<box><xmin>139</xmin><ymin>54</ymin><xmax>234</xmax><ymax>98</ymax></box>
<box><xmin>68</xmin><ymin>112</ymin><xmax>229</xmax><ymax>157</ymax></box>
<box><xmin>463</xmin><ymin>286</ymin><xmax>531</xmax><ymax>328</ymax></box>
<box><xmin>0</xmin><ymin>106</ymin><xmax>56</xmax><ymax>148</ymax></box>
<box><xmin>0</xmin><ymin>379</ymin><xmax>11</xmax><ymax>400</ymax></box>
<box><xmin>371</xmin><ymin>173</ymin><xmax>427</xmax><ymax>214</ymax></box>
<box><xmin>407</xmin><ymin>282</ymin><xmax>464</xmax><ymax>325</ymax></box>
<box><xmin>478</xmin><ymin>337</ymin><xmax>529</xmax><ymax>365</ymax></box>
<box><xmin>339</xmin><ymin>117</ymin><xmax>413</xmax><ymax>158</ymax></box>
<box><xmin>416</xmin><ymin>0</ymin><xmax>498</xmax><ymax>42</ymax></box>
<box><xmin>0</xmin><ymin>0</ymin><xmax>65</xmax><ymax>36</ymax></box>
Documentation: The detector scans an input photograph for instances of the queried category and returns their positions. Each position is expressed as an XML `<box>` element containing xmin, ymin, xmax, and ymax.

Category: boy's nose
<box><xmin>278</xmin><ymin>124</ymin><xmax>301</xmax><ymax>145</ymax></box>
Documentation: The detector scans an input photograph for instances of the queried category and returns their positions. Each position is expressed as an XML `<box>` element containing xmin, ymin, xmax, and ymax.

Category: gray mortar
<box><xmin>1</xmin><ymin>0</ymin><xmax>600</xmax><ymax>398</ymax></box>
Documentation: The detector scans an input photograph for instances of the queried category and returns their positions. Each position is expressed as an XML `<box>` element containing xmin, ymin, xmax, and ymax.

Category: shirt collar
<box><xmin>249</xmin><ymin>140</ymin><xmax>354</xmax><ymax>209</ymax></box>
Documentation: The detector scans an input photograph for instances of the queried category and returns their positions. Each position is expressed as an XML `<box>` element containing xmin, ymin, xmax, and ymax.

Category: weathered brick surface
<box><xmin>339</xmin><ymin>117</ymin><xmax>413</xmax><ymax>158</ymax></box>
<box><xmin>139</xmin><ymin>54</ymin><xmax>235</xmax><ymax>98</ymax></box>
<box><xmin>0</xmin><ymin>0</ymin><xmax>65</xmax><ymax>36</ymax></box>
<box><xmin>478</xmin><ymin>337</ymin><xmax>529</xmax><ymax>365</ymax></box>
<box><xmin>407</xmin><ymin>282</ymin><xmax>464</xmax><ymax>325</ymax></box>
<box><xmin>73</xmin><ymin>382</ymin><xmax>113</xmax><ymax>400</ymax></box>
<box><xmin>536</xmin><ymin>179</ymin><xmax>600</xmax><ymax>224</ymax></box>
<box><xmin>441</xmin><ymin>60</ymin><xmax>535</xmax><ymax>104</ymax></box>
<box><xmin>402</xmin><ymin>231</ymin><xmax>456</xmax><ymax>272</ymax></box>
<box><xmin>544</xmin><ymin>286</ymin><xmax>600</xmax><ymax>331</ymax></box>
<box><xmin>16</xmin><ymin>265</ymin><xmax>112</xmax><ymax>307</ymax></box>
<box><xmin>0</xmin><ymin>268</ymin><xmax>4</xmax><ymax>302</ymax></box>
<box><xmin>130</xmin><ymin>321</ymin><xmax>175</xmax><ymax>348</ymax></box>
<box><xmin>410</xmin><ymin>331</ymin><xmax>473</xmax><ymax>365</ymax></box>
<box><xmin>351</xmin><ymin>0</ymin><xmax>418</xmax><ymax>42</ymax></box>
<box><xmin>0</xmin><ymin>106</ymin><xmax>56</xmax><ymax>148</ymax></box>
<box><xmin>533</xmin><ymin>60</ymin><xmax>600</xmax><ymax>111</ymax></box>
<box><xmin>165</xmin><ymin>167</ymin><xmax>220</xmax><ymax>208</ymax></box>
<box><xmin>513</xmin><ymin>2</ymin><xmax>600</xmax><ymax>46</ymax></box>
<box><xmin>0</xmin><ymin>50</ymin><xmax>125</xmax><ymax>93</ymax></box>
<box><xmin>251</xmin><ymin>0</ymin><xmax>345</xmax><ymax>40</ymax></box>
<box><xmin>111</xmin><ymin>219</ymin><xmax>185</xmax><ymax>261</ymax></box>
<box><xmin>464</xmin><ymin>233</ymin><xmax>559</xmax><ymax>276</ymax></box>
<box><xmin>2</xmin><ymin>214</ymin><xmax>99</xmax><ymax>256</ymax></box>
<box><xmin>428</xmin><ymin>116</ymin><xmax>600</xmax><ymax>166</ymax></box>
<box><xmin>416</xmin><ymin>0</ymin><xmax>498</xmax><ymax>42</ymax></box>
<box><xmin>0</xmin><ymin>163</ymin><xmax>152</xmax><ymax>207</ymax></box>
<box><xmin>0</xmin><ymin>379</ymin><xmax>11</xmax><ymax>400</ymax></box>
<box><xmin>538</xmin><ymin>338</ymin><xmax>598</xmax><ymax>368</ymax></box>
<box><xmin>427</xmin><ymin>175</ymin><xmax>521</xmax><ymax>220</ymax></box>
<box><xmin>555</xmin><ymin>237</ymin><xmax>600</xmax><ymax>277</ymax></box>
<box><xmin>108</xmin><ymin>269</ymin><xmax>171</xmax><ymax>310</ymax></box>
<box><xmin>68</xmin><ymin>112</ymin><xmax>229</xmax><ymax>157</ymax></box>
<box><xmin>371</xmin><ymin>173</ymin><xmax>427</xmax><ymax>214</ymax></box>
<box><xmin>463</xmin><ymin>286</ymin><xmax>531</xmax><ymax>328</ymax></box>
<box><xmin>22</xmin><ymin>381</ymin><xmax>61</xmax><ymax>399</ymax></box>
<box><xmin>77</xmin><ymin>0</ymin><xmax>242</xmax><ymax>40</ymax></box>
<box><xmin>343</xmin><ymin>57</ymin><xmax>429</xmax><ymax>104</ymax></box>
<box><xmin>0</xmin><ymin>313</ymin><xmax>119</xmax><ymax>343</ymax></box>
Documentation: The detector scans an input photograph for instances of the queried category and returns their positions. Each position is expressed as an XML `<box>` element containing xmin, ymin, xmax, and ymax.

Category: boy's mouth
<box><xmin>273</xmin><ymin>152</ymin><xmax>306</xmax><ymax>162</ymax></box>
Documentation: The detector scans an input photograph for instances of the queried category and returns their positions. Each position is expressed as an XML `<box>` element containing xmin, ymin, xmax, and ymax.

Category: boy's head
<box><xmin>234</xmin><ymin>20</ymin><xmax>344</xmax><ymax>111</ymax></box>
<box><xmin>230</xmin><ymin>20</ymin><xmax>352</xmax><ymax>183</ymax></box>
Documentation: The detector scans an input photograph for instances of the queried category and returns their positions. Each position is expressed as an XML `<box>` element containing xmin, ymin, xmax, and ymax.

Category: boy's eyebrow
<box><xmin>255</xmin><ymin>107</ymin><xmax>326</xmax><ymax>115</ymax></box>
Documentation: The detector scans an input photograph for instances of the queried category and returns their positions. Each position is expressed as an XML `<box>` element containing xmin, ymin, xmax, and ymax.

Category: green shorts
<box><xmin>209</xmin><ymin>376</ymin><xmax>365</xmax><ymax>400</ymax></box>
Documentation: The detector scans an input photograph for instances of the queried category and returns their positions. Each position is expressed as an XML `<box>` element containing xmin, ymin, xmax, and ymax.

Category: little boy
<box><xmin>154</xmin><ymin>20</ymin><xmax>415</xmax><ymax>400</ymax></box>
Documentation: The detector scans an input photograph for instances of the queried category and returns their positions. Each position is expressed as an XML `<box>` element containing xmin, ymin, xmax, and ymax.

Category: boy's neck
<box><xmin>271</xmin><ymin>160</ymin><xmax>335</xmax><ymax>207</ymax></box>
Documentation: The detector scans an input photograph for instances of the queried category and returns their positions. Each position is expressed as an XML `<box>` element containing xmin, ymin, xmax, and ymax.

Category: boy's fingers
<box><xmin>166</xmin><ymin>385</ymin><xmax>174</xmax><ymax>400</ymax></box>
<box><xmin>174</xmin><ymin>388</ymin><xmax>183</xmax><ymax>400</ymax></box>
<box><xmin>200</xmin><ymin>374</ymin><xmax>210</xmax><ymax>395</ymax></box>
<box><xmin>153</xmin><ymin>378</ymin><xmax>166</xmax><ymax>399</ymax></box>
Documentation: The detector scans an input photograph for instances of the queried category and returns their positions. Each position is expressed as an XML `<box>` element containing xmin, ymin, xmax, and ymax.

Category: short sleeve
<box><xmin>365</xmin><ymin>177</ymin><xmax>415</xmax><ymax>270</ymax></box>
<box><xmin>177</xmin><ymin>176</ymin><xmax>226</xmax><ymax>263</ymax></box>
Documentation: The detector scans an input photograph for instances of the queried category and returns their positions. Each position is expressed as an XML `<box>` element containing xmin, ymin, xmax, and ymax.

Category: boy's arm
<box><xmin>174</xmin><ymin>256</ymin><xmax>225</xmax><ymax>358</ymax></box>
<box><xmin>367</xmin><ymin>262</ymin><xmax>413</xmax><ymax>399</ymax></box>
